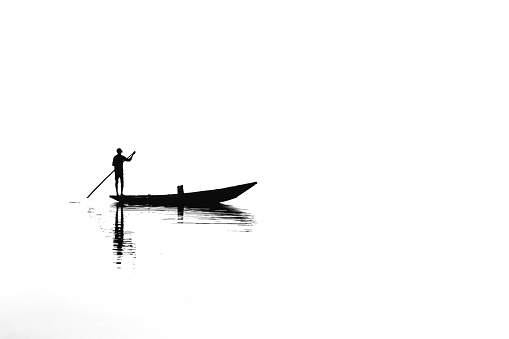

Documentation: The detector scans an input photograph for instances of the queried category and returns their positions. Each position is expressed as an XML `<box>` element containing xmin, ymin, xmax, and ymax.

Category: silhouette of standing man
<box><xmin>113</xmin><ymin>148</ymin><xmax>135</xmax><ymax>196</ymax></box>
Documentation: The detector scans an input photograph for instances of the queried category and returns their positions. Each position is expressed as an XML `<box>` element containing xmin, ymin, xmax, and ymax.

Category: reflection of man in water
<box><xmin>112</xmin><ymin>148</ymin><xmax>135</xmax><ymax>196</ymax></box>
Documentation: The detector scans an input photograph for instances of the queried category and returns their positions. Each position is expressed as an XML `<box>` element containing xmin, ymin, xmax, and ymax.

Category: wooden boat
<box><xmin>109</xmin><ymin>182</ymin><xmax>257</xmax><ymax>206</ymax></box>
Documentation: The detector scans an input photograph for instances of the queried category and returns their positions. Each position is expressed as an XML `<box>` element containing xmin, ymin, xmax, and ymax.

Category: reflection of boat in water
<box><xmin>116</xmin><ymin>203</ymin><xmax>256</xmax><ymax>227</ymax></box>
<box><xmin>179</xmin><ymin>204</ymin><xmax>255</xmax><ymax>226</ymax></box>
<box><xmin>88</xmin><ymin>202</ymin><xmax>254</xmax><ymax>270</ymax></box>
<box><xmin>109</xmin><ymin>182</ymin><xmax>257</xmax><ymax>206</ymax></box>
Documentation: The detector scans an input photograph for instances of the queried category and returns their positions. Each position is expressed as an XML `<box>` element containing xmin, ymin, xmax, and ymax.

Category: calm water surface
<box><xmin>87</xmin><ymin>203</ymin><xmax>256</xmax><ymax>269</ymax></box>
<box><xmin>2</xmin><ymin>187</ymin><xmax>508</xmax><ymax>339</ymax></box>
<box><xmin>2</xmin><ymin>197</ymin><xmax>269</xmax><ymax>339</ymax></box>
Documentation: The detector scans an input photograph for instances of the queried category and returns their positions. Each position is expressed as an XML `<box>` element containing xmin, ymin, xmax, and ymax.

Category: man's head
<box><xmin>117</xmin><ymin>148</ymin><xmax>122</xmax><ymax>154</ymax></box>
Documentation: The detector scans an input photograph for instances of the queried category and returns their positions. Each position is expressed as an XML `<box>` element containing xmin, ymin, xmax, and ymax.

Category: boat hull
<box><xmin>109</xmin><ymin>182</ymin><xmax>257</xmax><ymax>206</ymax></box>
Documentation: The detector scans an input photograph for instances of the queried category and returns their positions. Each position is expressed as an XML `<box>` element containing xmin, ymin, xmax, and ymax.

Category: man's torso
<box><xmin>112</xmin><ymin>154</ymin><xmax>127</xmax><ymax>172</ymax></box>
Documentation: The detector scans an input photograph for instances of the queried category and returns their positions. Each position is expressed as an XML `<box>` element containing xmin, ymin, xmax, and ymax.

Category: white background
<box><xmin>1</xmin><ymin>1</ymin><xmax>509</xmax><ymax>338</ymax></box>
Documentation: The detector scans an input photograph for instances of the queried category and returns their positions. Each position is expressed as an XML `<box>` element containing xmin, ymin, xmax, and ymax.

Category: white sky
<box><xmin>2</xmin><ymin>1</ymin><xmax>508</xmax><ymax>202</ymax></box>
<box><xmin>0</xmin><ymin>0</ymin><xmax>342</xmax><ymax>199</ymax></box>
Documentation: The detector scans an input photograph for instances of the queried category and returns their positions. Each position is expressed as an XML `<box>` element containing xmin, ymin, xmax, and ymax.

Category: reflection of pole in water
<box><xmin>114</xmin><ymin>205</ymin><xmax>124</xmax><ymax>266</ymax></box>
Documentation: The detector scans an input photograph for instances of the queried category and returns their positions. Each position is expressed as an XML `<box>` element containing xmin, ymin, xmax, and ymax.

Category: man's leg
<box><xmin>115</xmin><ymin>177</ymin><xmax>119</xmax><ymax>196</ymax></box>
<box><xmin>120</xmin><ymin>176</ymin><xmax>124</xmax><ymax>195</ymax></box>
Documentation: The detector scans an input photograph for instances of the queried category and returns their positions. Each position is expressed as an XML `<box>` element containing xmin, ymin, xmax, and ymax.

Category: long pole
<box><xmin>87</xmin><ymin>151</ymin><xmax>135</xmax><ymax>198</ymax></box>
